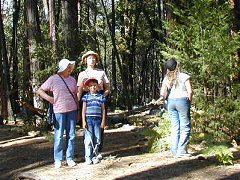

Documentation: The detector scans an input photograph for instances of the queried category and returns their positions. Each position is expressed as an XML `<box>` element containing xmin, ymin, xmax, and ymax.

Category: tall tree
<box><xmin>9</xmin><ymin>0</ymin><xmax>21</xmax><ymax>114</ymax></box>
<box><xmin>62</xmin><ymin>0</ymin><xmax>79</xmax><ymax>60</ymax></box>
<box><xmin>49</xmin><ymin>0</ymin><xmax>57</xmax><ymax>60</ymax></box>
<box><xmin>231</xmin><ymin>0</ymin><xmax>240</xmax><ymax>82</ymax></box>
<box><xmin>25</xmin><ymin>0</ymin><xmax>42</xmax><ymax>107</ymax></box>
<box><xmin>100</xmin><ymin>0</ymin><xmax>125</xmax><ymax>108</ymax></box>
<box><xmin>111</xmin><ymin>0</ymin><xmax>117</xmax><ymax>110</ymax></box>
<box><xmin>0</xmin><ymin>0</ymin><xmax>13</xmax><ymax>121</ymax></box>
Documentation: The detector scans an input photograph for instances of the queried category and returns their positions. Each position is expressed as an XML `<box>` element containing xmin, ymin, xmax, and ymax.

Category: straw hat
<box><xmin>81</xmin><ymin>51</ymin><xmax>100</xmax><ymax>62</ymax></box>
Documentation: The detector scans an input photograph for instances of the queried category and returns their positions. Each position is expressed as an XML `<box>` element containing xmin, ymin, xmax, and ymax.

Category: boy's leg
<box><xmin>84</xmin><ymin>118</ymin><xmax>94</xmax><ymax>163</ymax></box>
<box><xmin>93</xmin><ymin>120</ymin><xmax>101</xmax><ymax>154</ymax></box>
<box><xmin>92</xmin><ymin>119</ymin><xmax>101</xmax><ymax>164</ymax></box>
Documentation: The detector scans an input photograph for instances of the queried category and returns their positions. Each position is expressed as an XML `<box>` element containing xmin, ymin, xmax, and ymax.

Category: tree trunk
<box><xmin>100</xmin><ymin>0</ymin><xmax>126</xmax><ymax>108</ymax></box>
<box><xmin>49</xmin><ymin>0</ymin><xmax>57</xmax><ymax>60</ymax></box>
<box><xmin>0</xmin><ymin>1</ymin><xmax>13</xmax><ymax>120</ymax></box>
<box><xmin>111</xmin><ymin>0</ymin><xmax>117</xmax><ymax>111</ymax></box>
<box><xmin>25</xmin><ymin>0</ymin><xmax>42</xmax><ymax>108</ymax></box>
<box><xmin>231</xmin><ymin>0</ymin><xmax>240</xmax><ymax>82</ymax></box>
<box><xmin>157</xmin><ymin>0</ymin><xmax>166</xmax><ymax>43</ymax></box>
<box><xmin>62</xmin><ymin>0</ymin><xmax>79</xmax><ymax>60</ymax></box>
<box><xmin>9</xmin><ymin>0</ymin><xmax>21</xmax><ymax>114</ymax></box>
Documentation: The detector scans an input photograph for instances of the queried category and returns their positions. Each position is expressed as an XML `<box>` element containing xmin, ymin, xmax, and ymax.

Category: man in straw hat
<box><xmin>77</xmin><ymin>50</ymin><xmax>110</xmax><ymax>159</ymax></box>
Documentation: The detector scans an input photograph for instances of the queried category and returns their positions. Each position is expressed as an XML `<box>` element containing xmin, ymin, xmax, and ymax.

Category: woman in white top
<box><xmin>160</xmin><ymin>58</ymin><xmax>193</xmax><ymax>157</ymax></box>
<box><xmin>77</xmin><ymin>50</ymin><xmax>110</xmax><ymax>158</ymax></box>
<box><xmin>77</xmin><ymin>51</ymin><xmax>110</xmax><ymax>99</ymax></box>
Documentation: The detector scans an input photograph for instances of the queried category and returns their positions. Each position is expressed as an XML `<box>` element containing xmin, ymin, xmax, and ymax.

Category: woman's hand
<box><xmin>48</xmin><ymin>96</ymin><xmax>54</xmax><ymax>104</ymax></box>
<box><xmin>82</xmin><ymin>121</ymin><xmax>87</xmax><ymax>128</ymax></box>
<box><xmin>100</xmin><ymin>122</ymin><xmax>105</xmax><ymax>129</ymax></box>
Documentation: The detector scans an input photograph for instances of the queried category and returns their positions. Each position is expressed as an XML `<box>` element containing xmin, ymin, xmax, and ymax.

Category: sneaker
<box><xmin>85</xmin><ymin>159</ymin><xmax>92</xmax><ymax>165</ymax></box>
<box><xmin>177</xmin><ymin>153</ymin><xmax>191</xmax><ymax>158</ymax></box>
<box><xmin>97</xmin><ymin>153</ymin><xmax>103</xmax><ymax>160</ymax></box>
<box><xmin>92</xmin><ymin>157</ymin><xmax>100</xmax><ymax>164</ymax></box>
<box><xmin>67</xmin><ymin>160</ymin><xmax>76</xmax><ymax>167</ymax></box>
<box><xmin>54</xmin><ymin>161</ymin><xmax>62</xmax><ymax>168</ymax></box>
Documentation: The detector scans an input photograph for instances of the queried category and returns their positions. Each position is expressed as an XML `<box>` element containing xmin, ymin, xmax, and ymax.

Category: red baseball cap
<box><xmin>84</xmin><ymin>78</ymin><xmax>98</xmax><ymax>86</ymax></box>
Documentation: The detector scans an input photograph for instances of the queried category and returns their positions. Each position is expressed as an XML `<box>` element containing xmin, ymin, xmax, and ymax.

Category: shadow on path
<box><xmin>115</xmin><ymin>152</ymin><xmax>240</xmax><ymax>180</ymax></box>
<box><xmin>0</xmin><ymin>127</ymin><xmax>147</xmax><ymax>179</ymax></box>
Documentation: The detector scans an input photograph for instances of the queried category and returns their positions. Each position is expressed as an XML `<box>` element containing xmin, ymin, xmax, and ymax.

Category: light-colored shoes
<box><xmin>97</xmin><ymin>153</ymin><xmax>103</xmax><ymax>160</ymax></box>
<box><xmin>85</xmin><ymin>159</ymin><xmax>92</xmax><ymax>165</ymax></box>
<box><xmin>92</xmin><ymin>157</ymin><xmax>100</xmax><ymax>164</ymax></box>
<box><xmin>177</xmin><ymin>153</ymin><xmax>191</xmax><ymax>158</ymax></box>
<box><xmin>67</xmin><ymin>160</ymin><xmax>77</xmax><ymax>167</ymax></box>
<box><xmin>54</xmin><ymin>161</ymin><xmax>62</xmax><ymax>168</ymax></box>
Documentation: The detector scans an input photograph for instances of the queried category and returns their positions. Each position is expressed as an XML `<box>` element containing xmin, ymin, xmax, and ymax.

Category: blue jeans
<box><xmin>54</xmin><ymin>110</ymin><xmax>77</xmax><ymax>162</ymax></box>
<box><xmin>84</xmin><ymin>116</ymin><xmax>101</xmax><ymax>161</ymax></box>
<box><xmin>167</xmin><ymin>97</ymin><xmax>191</xmax><ymax>156</ymax></box>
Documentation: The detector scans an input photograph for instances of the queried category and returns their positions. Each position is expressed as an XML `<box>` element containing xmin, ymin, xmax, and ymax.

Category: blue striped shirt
<box><xmin>82</xmin><ymin>93</ymin><xmax>106</xmax><ymax>117</ymax></box>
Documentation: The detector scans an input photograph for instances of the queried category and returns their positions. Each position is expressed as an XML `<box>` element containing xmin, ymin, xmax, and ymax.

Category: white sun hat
<box><xmin>58</xmin><ymin>59</ymin><xmax>75</xmax><ymax>73</ymax></box>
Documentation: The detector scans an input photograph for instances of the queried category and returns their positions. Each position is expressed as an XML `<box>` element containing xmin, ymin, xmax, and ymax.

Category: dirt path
<box><xmin>0</xmin><ymin>125</ymin><xmax>240</xmax><ymax>180</ymax></box>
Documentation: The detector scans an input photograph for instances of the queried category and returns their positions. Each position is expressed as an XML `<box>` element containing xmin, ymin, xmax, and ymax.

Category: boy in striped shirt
<box><xmin>82</xmin><ymin>78</ymin><xmax>106</xmax><ymax>164</ymax></box>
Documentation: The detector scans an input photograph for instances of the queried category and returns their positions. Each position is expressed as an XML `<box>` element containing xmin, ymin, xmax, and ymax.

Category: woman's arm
<box><xmin>36</xmin><ymin>87</ymin><xmax>54</xmax><ymax>103</ymax></box>
<box><xmin>185</xmin><ymin>79</ymin><xmax>193</xmax><ymax>101</ymax></box>
<box><xmin>160</xmin><ymin>82</ymin><xmax>168</xmax><ymax>99</ymax></box>
<box><xmin>103</xmin><ymin>83</ymin><xmax>110</xmax><ymax>97</ymax></box>
<box><xmin>77</xmin><ymin>84</ymin><xmax>84</xmax><ymax>101</ymax></box>
<box><xmin>77</xmin><ymin>72</ymin><xmax>85</xmax><ymax>101</ymax></box>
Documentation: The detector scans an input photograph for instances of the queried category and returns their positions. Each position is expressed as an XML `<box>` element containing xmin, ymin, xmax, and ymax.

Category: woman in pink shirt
<box><xmin>37</xmin><ymin>59</ymin><xmax>78</xmax><ymax>168</ymax></box>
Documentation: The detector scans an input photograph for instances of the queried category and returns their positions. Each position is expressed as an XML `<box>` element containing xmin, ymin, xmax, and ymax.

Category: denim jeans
<box><xmin>84</xmin><ymin>116</ymin><xmax>101</xmax><ymax>161</ymax></box>
<box><xmin>167</xmin><ymin>97</ymin><xmax>191</xmax><ymax>156</ymax></box>
<box><xmin>54</xmin><ymin>110</ymin><xmax>77</xmax><ymax>162</ymax></box>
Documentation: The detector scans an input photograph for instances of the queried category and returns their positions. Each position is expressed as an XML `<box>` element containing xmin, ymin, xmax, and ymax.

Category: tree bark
<box><xmin>25</xmin><ymin>0</ymin><xmax>42</xmax><ymax>107</ymax></box>
<box><xmin>9</xmin><ymin>0</ymin><xmax>21</xmax><ymax>114</ymax></box>
<box><xmin>49</xmin><ymin>0</ymin><xmax>57</xmax><ymax>60</ymax></box>
<box><xmin>111</xmin><ymin>0</ymin><xmax>117</xmax><ymax>110</ymax></box>
<box><xmin>231</xmin><ymin>0</ymin><xmax>240</xmax><ymax>82</ymax></box>
<box><xmin>0</xmin><ymin>0</ymin><xmax>13</xmax><ymax>120</ymax></box>
<box><xmin>100</xmin><ymin>0</ymin><xmax>126</xmax><ymax>108</ymax></box>
<box><xmin>62</xmin><ymin>0</ymin><xmax>79</xmax><ymax>60</ymax></box>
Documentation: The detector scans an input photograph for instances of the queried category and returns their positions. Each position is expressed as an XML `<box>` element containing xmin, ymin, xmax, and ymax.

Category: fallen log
<box><xmin>16</xmin><ymin>100</ymin><xmax>46</xmax><ymax>118</ymax></box>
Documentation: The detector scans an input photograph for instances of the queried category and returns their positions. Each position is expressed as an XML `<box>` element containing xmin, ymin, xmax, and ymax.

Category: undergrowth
<box><xmin>139</xmin><ymin>113</ymin><xmax>171</xmax><ymax>153</ymax></box>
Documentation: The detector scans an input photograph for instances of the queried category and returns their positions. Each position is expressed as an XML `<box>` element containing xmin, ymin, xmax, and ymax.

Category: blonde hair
<box><xmin>166</xmin><ymin>64</ymin><xmax>180</xmax><ymax>87</ymax></box>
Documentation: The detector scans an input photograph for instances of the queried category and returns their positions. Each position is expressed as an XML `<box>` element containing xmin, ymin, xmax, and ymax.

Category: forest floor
<box><xmin>0</xmin><ymin>111</ymin><xmax>240</xmax><ymax>180</ymax></box>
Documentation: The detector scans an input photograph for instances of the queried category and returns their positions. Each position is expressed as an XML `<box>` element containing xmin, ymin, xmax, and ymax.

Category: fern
<box><xmin>202</xmin><ymin>144</ymin><xmax>234</xmax><ymax>165</ymax></box>
<box><xmin>140</xmin><ymin>114</ymin><xmax>171</xmax><ymax>153</ymax></box>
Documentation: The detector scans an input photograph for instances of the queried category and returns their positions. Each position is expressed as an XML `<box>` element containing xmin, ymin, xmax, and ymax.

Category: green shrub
<box><xmin>192</xmin><ymin>97</ymin><xmax>240</xmax><ymax>143</ymax></box>
<box><xmin>140</xmin><ymin>113</ymin><xmax>171</xmax><ymax>153</ymax></box>
<box><xmin>202</xmin><ymin>143</ymin><xmax>233</xmax><ymax>165</ymax></box>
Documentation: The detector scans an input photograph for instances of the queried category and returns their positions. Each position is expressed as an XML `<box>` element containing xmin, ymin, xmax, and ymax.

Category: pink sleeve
<box><xmin>41</xmin><ymin>76</ymin><xmax>53</xmax><ymax>91</ymax></box>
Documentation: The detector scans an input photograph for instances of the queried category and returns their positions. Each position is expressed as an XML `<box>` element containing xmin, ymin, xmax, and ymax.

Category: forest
<box><xmin>0</xmin><ymin>0</ymin><xmax>240</xmax><ymax>156</ymax></box>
